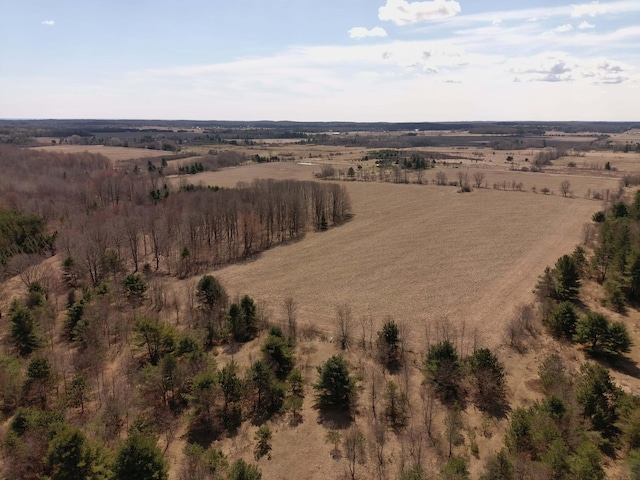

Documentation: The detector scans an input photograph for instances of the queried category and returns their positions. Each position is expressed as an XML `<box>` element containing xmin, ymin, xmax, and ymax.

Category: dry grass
<box><xmin>188</xmin><ymin>163</ymin><xmax>599</xmax><ymax>352</ymax></box>
<box><xmin>30</xmin><ymin>145</ymin><xmax>174</xmax><ymax>162</ymax></box>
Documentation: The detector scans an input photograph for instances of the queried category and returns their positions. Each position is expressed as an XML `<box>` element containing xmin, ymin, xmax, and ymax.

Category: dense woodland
<box><xmin>3</xmin><ymin>141</ymin><xmax>640</xmax><ymax>479</ymax></box>
<box><xmin>0</xmin><ymin>146</ymin><xmax>351</xmax><ymax>281</ymax></box>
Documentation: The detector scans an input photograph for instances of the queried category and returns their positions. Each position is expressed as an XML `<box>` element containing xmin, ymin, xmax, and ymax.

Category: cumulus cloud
<box><xmin>509</xmin><ymin>55</ymin><xmax>574</xmax><ymax>82</ymax></box>
<box><xmin>378</xmin><ymin>0</ymin><xmax>461</xmax><ymax>25</ymax></box>
<box><xmin>507</xmin><ymin>53</ymin><xmax>634</xmax><ymax>85</ymax></box>
<box><xmin>578</xmin><ymin>20</ymin><xmax>595</xmax><ymax>29</ymax></box>
<box><xmin>348</xmin><ymin>26</ymin><xmax>388</xmax><ymax>39</ymax></box>
<box><xmin>555</xmin><ymin>24</ymin><xmax>574</xmax><ymax>32</ymax></box>
<box><xmin>583</xmin><ymin>61</ymin><xmax>628</xmax><ymax>84</ymax></box>
<box><xmin>571</xmin><ymin>0</ymin><xmax>640</xmax><ymax>17</ymax></box>
<box><xmin>41</xmin><ymin>20</ymin><xmax>55</xmax><ymax>26</ymax></box>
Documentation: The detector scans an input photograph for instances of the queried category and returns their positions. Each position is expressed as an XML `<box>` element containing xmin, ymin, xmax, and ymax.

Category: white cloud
<box><xmin>555</xmin><ymin>24</ymin><xmax>574</xmax><ymax>33</ymax></box>
<box><xmin>507</xmin><ymin>52</ymin><xmax>635</xmax><ymax>85</ymax></box>
<box><xmin>348</xmin><ymin>26</ymin><xmax>388</xmax><ymax>39</ymax></box>
<box><xmin>378</xmin><ymin>0</ymin><xmax>461</xmax><ymax>25</ymax></box>
<box><xmin>571</xmin><ymin>1</ymin><xmax>640</xmax><ymax>18</ymax></box>
<box><xmin>511</xmin><ymin>55</ymin><xmax>574</xmax><ymax>82</ymax></box>
<box><xmin>581</xmin><ymin>60</ymin><xmax>629</xmax><ymax>84</ymax></box>
<box><xmin>578</xmin><ymin>20</ymin><xmax>595</xmax><ymax>29</ymax></box>
<box><xmin>41</xmin><ymin>20</ymin><xmax>55</xmax><ymax>26</ymax></box>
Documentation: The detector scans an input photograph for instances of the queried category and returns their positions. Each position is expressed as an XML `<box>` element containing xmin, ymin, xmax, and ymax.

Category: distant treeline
<box><xmin>2</xmin><ymin>119</ymin><xmax>639</xmax><ymax>147</ymax></box>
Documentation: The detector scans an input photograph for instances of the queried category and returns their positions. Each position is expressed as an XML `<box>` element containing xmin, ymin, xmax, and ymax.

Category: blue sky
<box><xmin>1</xmin><ymin>0</ymin><xmax>638</xmax><ymax>121</ymax></box>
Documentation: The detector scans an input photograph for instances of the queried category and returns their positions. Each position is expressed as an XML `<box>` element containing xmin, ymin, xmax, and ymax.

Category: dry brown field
<box><xmin>30</xmin><ymin>144</ymin><xmax>175</xmax><ymax>162</ymax></box>
<box><xmin>185</xmin><ymin>162</ymin><xmax>606</xmax><ymax>352</ymax></box>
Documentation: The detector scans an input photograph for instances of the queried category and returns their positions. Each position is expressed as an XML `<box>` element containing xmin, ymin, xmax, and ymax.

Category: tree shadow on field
<box><xmin>601</xmin><ymin>355</ymin><xmax>640</xmax><ymax>380</ymax></box>
<box><xmin>315</xmin><ymin>406</ymin><xmax>353</xmax><ymax>430</ymax></box>
<box><xmin>222</xmin><ymin>341</ymin><xmax>242</xmax><ymax>356</ymax></box>
<box><xmin>186</xmin><ymin>415</ymin><xmax>224</xmax><ymax>449</ymax></box>
<box><xmin>480</xmin><ymin>398</ymin><xmax>511</xmax><ymax>420</ymax></box>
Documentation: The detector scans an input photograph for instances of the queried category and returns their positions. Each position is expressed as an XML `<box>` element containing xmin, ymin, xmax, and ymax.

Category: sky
<box><xmin>0</xmin><ymin>0</ymin><xmax>639</xmax><ymax>121</ymax></box>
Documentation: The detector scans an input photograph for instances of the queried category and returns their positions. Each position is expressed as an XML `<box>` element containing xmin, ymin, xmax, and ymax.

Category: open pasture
<box><xmin>30</xmin><ymin>144</ymin><xmax>174</xmax><ymax>162</ymax></box>
<box><xmin>193</xmin><ymin>162</ymin><xmax>601</xmax><ymax>351</ymax></box>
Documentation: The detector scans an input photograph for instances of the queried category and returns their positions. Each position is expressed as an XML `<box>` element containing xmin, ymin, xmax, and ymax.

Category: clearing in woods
<box><xmin>191</xmin><ymin>162</ymin><xmax>609</xmax><ymax>350</ymax></box>
<box><xmin>30</xmin><ymin>144</ymin><xmax>179</xmax><ymax>162</ymax></box>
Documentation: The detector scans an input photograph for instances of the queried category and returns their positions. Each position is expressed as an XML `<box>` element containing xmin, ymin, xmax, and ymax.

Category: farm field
<box><xmin>191</xmin><ymin>162</ymin><xmax>606</xmax><ymax>351</ymax></box>
<box><xmin>30</xmin><ymin>144</ymin><xmax>176</xmax><ymax>162</ymax></box>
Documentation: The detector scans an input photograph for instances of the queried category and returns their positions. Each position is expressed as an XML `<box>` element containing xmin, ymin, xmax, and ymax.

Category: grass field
<box><xmin>30</xmin><ymin>144</ymin><xmax>175</xmax><ymax>162</ymax></box>
<box><xmin>188</xmin><ymin>162</ymin><xmax>604</xmax><ymax>351</ymax></box>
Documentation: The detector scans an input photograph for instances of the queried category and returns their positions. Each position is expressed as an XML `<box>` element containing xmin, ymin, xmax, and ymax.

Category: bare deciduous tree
<box><xmin>583</xmin><ymin>223</ymin><xmax>596</xmax><ymax>246</ymax></box>
<box><xmin>420</xmin><ymin>385</ymin><xmax>437</xmax><ymax>445</ymax></box>
<box><xmin>7</xmin><ymin>254</ymin><xmax>46</xmax><ymax>287</ymax></box>
<box><xmin>344</xmin><ymin>425</ymin><xmax>366</xmax><ymax>480</ymax></box>
<box><xmin>505</xmin><ymin>303</ymin><xmax>535</xmax><ymax>351</ymax></box>
<box><xmin>560</xmin><ymin>180</ymin><xmax>571</xmax><ymax>197</ymax></box>
<box><xmin>372</xmin><ymin>422</ymin><xmax>386</xmax><ymax>480</ymax></box>
<box><xmin>283</xmin><ymin>297</ymin><xmax>298</xmax><ymax>344</ymax></box>
<box><xmin>445</xmin><ymin>405</ymin><xmax>463</xmax><ymax>458</ymax></box>
<box><xmin>473</xmin><ymin>172</ymin><xmax>485</xmax><ymax>188</ymax></box>
<box><xmin>435</xmin><ymin>171</ymin><xmax>448</xmax><ymax>186</ymax></box>
<box><xmin>456</xmin><ymin>171</ymin><xmax>470</xmax><ymax>191</ymax></box>
<box><xmin>336</xmin><ymin>303</ymin><xmax>353</xmax><ymax>350</ymax></box>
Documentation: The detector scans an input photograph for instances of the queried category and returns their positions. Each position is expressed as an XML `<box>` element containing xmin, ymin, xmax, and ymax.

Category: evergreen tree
<box><xmin>554</xmin><ymin>254</ymin><xmax>581</xmax><ymax>301</ymax></box>
<box><xmin>569</xmin><ymin>442</ymin><xmax>604</xmax><ymax>480</ymax></box>
<box><xmin>45</xmin><ymin>426</ymin><xmax>110</xmax><ymax>480</ymax></box>
<box><xmin>575</xmin><ymin>312</ymin><xmax>632</xmax><ymax>356</ymax></box>
<box><xmin>467</xmin><ymin>348</ymin><xmax>506</xmax><ymax>413</ymax></box>
<box><xmin>376</xmin><ymin>320</ymin><xmax>401</xmax><ymax>370</ymax></box>
<box><xmin>423</xmin><ymin>341</ymin><xmax>462</xmax><ymax>403</ymax></box>
<box><xmin>9</xmin><ymin>299</ymin><xmax>41</xmax><ymax>356</ymax></box>
<box><xmin>220</xmin><ymin>361</ymin><xmax>243</xmax><ymax>428</ymax></box>
<box><xmin>133</xmin><ymin>317</ymin><xmax>176</xmax><ymax>365</ymax></box>
<box><xmin>114</xmin><ymin>434</ymin><xmax>168</xmax><ymax>480</ymax></box>
<box><xmin>228</xmin><ymin>459</ymin><xmax>262</xmax><ymax>480</ymax></box>
<box><xmin>314</xmin><ymin>355</ymin><xmax>355</xmax><ymax>411</ymax></box>
<box><xmin>575</xmin><ymin>312</ymin><xmax>610</xmax><ymax>353</ymax></box>
<box><xmin>576</xmin><ymin>363</ymin><xmax>620</xmax><ymax>436</ymax></box>
<box><xmin>440</xmin><ymin>456</ymin><xmax>470</xmax><ymax>480</ymax></box>
<box><xmin>261</xmin><ymin>332</ymin><xmax>294</xmax><ymax>380</ymax></box>
<box><xmin>24</xmin><ymin>356</ymin><xmax>55</xmax><ymax>408</ymax></box>
<box><xmin>505</xmin><ymin>407</ymin><xmax>532</xmax><ymax>455</ymax></box>
<box><xmin>480</xmin><ymin>449</ymin><xmax>513</xmax><ymax>480</ymax></box>
<box><xmin>547</xmin><ymin>301</ymin><xmax>579</xmax><ymax>339</ymax></box>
